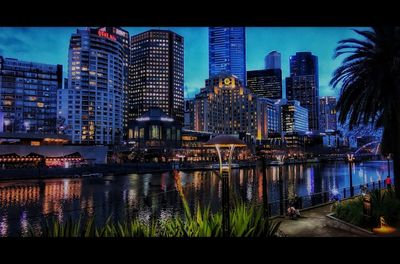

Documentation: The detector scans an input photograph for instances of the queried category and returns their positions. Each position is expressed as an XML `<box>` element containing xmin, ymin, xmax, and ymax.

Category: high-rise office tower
<box><xmin>247</xmin><ymin>69</ymin><xmax>282</xmax><ymax>99</ymax></box>
<box><xmin>319</xmin><ymin>96</ymin><xmax>337</xmax><ymax>131</ymax></box>
<box><xmin>184</xmin><ymin>98</ymin><xmax>195</xmax><ymax>130</ymax></box>
<box><xmin>209</xmin><ymin>27</ymin><xmax>246</xmax><ymax>86</ymax></box>
<box><xmin>0</xmin><ymin>56</ymin><xmax>62</xmax><ymax>133</ymax></box>
<box><xmin>58</xmin><ymin>27</ymin><xmax>127</xmax><ymax>145</ymax></box>
<box><xmin>286</xmin><ymin>52</ymin><xmax>319</xmax><ymax>131</ymax></box>
<box><xmin>280</xmin><ymin>100</ymin><xmax>309</xmax><ymax>134</ymax></box>
<box><xmin>129</xmin><ymin>30</ymin><xmax>184</xmax><ymax>124</ymax></box>
<box><xmin>265</xmin><ymin>51</ymin><xmax>281</xmax><ymax>70</ymax></box>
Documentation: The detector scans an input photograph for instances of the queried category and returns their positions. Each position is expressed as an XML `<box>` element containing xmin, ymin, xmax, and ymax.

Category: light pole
<box><xmin>204</xmin><ymin>135</ymin><xmax>246</xmax><ymax>237</ymax></box>
<box><xmin>387</xmin><ymin>153</ymin><xmax>391</xmax><ymax>178</ymax></box>
<box><xmin>347</xmin><ymin>153</ymin><xmax>355</xmax><ymax>197</ymax></box>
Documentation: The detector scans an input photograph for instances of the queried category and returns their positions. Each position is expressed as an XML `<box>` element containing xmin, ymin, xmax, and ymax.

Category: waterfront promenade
<box><xmin>278</xmin><ymin>203</ymin><xmax>361</xmax><ymax>237</ymax></box>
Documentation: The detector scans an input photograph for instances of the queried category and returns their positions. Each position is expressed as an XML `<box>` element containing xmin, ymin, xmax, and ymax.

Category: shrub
<box><xmin>335</xmin><ymin>197</ymin><xmax>364</xmax><ymax>226</ymax></box>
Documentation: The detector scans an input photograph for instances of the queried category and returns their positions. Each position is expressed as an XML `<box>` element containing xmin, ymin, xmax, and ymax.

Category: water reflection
<box><xmin>0</xmin><ymin>160</ymin><xmax>393</xmax><ymax>236</ymax></box>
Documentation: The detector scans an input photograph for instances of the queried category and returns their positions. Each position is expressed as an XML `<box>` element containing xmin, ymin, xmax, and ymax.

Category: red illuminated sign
<box><xmin>98</xmin><ymin>30</ymin><xmax>117</xmax><ymax>41</ymax></box>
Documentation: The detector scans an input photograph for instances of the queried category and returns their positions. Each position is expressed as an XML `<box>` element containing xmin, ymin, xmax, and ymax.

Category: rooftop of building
<box><xmin>135</xmin><ymin>107</ymin><xmax>175</xmax><ymax>122</ymax></box>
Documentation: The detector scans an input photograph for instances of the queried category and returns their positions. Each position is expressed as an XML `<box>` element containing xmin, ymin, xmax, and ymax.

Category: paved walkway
<box><xmin>277</xmin><ymin>204</ymin><xmax>360</xmax><ymax>237</ymax></box>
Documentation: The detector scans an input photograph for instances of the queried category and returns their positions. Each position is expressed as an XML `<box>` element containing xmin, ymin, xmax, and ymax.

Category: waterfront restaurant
<box><xmin>0</xmin><ymin>132</ymin><xmax>108</xmax><ymax>165</ymax></box>
<box><xmin>128</xmin><ymin>107</ymin><xmax>182</xmax><ymax>153</ymax></box>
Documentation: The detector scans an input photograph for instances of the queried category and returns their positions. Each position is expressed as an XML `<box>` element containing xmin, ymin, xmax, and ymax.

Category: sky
<box><xmin>0</xmin><ymin>27</ymin><xmax>369</xmax><ymax>98</ymax></box>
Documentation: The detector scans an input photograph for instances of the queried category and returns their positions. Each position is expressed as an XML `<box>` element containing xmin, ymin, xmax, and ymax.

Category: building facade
<box><xmin>209</xmin><ymin>27</ymin><xmax>246</xmax><ymax>86</ymax></box>
<box><xmin>0</xmin><ymin>112</ymin><xmax>4</xmax><ymax>132</ymax></box>
<box><xmin>319</xmin><ymin>96</ymin><xmax>337</xmax><ymax>132</ymax></box>
<box><xmin>184</xmin><ymin>98</ymin><xmax>195</xmax><ymax>130</ymax></box>
<box><xmin>280</xmin><ymin>100</ymin><xmax>309</xmax><ymax>134</ymax></box>
<box><xmin>256</xmin><ymin>97</ymin><xmax>280</xmax><ymax>140</ymax></box>
<box><xmin>0</xmin><ymin>56</ymin><xmax>62</xmax><ymax>134</ymax></box>
<box><xmin>265</xmin><ymin>51</ymin><xmax>281</xmax><ymax>70</ymax></box>
<box><xmin>58</xmin><ymin>27</ymin><xmax>127</xmax><ymax>145</ymax></box>
<box><xmin>247</xmin><ymin>69</ymin><xmax>282</xmax><ymax>99</ymax></box>
<box><xmin>194</xmin><ymin>74</ymin><xmax>257</xmax><ymax>137</ymax></box>
<box><xmin>286</xmin><ymin>52</ymin><xmax>319</xmax><ymax>131</ymax></box>
<box><xmin>96</xmin><ymin>27</ymin><xmax>130</xmax><ymax>137</ymax></box>
<box><xmin>129</xmin><ymin>30</ymin><xmax>184</xmax><ymax>125</ymax></box>
<box><xmin>128</xmin><ymin>107</ymin><xmax>182</xmax><ymax>151</ymax></box>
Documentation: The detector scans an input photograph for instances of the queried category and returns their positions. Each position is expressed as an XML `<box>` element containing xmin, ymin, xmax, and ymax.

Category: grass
<box><xmin>27</xmin><ymin>172</ymin><xmax>282</xmax><ymax>237</ymax></box>
<box><xmin>29</xmin><ymin>201</ymin><xmax>281</xmax><ymax>237</ymax></box>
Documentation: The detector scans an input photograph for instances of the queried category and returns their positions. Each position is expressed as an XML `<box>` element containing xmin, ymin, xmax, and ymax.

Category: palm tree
<box><xmin>330</xmin><ymin>27</ymin><xmax>400</xmax><ymax>199</ymax></box>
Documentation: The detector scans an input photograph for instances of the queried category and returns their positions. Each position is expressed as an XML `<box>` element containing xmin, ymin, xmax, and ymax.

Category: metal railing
<box><xmin>260</xmin><ymin>178</ymin><xmax>393</xmax><ymax>217</ymax></box>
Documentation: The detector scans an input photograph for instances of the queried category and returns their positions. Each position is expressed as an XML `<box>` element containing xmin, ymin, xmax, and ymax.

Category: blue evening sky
<box><xmin>0</xmin><ymin>27</ymin><xmax>369</xmax><ymax>98</ymax></box>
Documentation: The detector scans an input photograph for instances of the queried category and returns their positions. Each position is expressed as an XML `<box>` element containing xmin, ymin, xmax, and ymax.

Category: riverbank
<box><xmin>0</xmin><ymin>158</ymin><xmax>386</xmax><ymax>181</ymax></box>
<box><xmin>0</xmin><ymin>161</ymin><xmax>257</xmax><ymax>181</ymax></box>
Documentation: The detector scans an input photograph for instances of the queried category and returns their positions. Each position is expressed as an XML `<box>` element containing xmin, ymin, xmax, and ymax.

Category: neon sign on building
<box><xmin>98</xmin><ymin>30</ymin><xmax>116</xmax><ymax>41</ymax></box>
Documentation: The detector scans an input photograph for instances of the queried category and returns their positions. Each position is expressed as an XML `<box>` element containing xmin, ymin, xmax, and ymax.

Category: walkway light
<box><xmin>204</xmin><ymin>135</ymin><xmax>247</xmax><ymax>237</ymax></box>
<box><xmin>347</xmin><ymin>153</ymin><xmax>355</xmax><ymax>196</ymax></box>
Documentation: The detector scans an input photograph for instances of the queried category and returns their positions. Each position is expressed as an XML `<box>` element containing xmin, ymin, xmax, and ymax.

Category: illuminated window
<box><xmin>139</xmin><ymin>128</ymin><xmax>144</xmax><ymax>139</ymax></box>
<box><xmin>31</xmin><ymin>141</ymin><xmax>40</xmax><ymax>146</ymax></box>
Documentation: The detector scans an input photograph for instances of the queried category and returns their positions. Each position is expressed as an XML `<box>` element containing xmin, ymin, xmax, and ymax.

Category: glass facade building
<box><xmin>128</xmin><ymin>107</ymin><xmax>182</xmax><ymax>151</ymax></box>
<box><xmin>184</xmin><ymin>98</ymin><xmax>195</xmax><ymax>130</ymax></box>
<box><xmin>265</xmin><ymin>51</ymin><xmax>281</xmax><ymax>70</ymax></box>
<box><xmin>286</xmin><ymin>52</ymin><xmax>319</xmax><ymax>131</ymax></box>
<box><xmin>209</xmin><ymin>27</ymin><xmax>246</xmax><ymax>86</ymax></box>
<box><xmin>0</xmin><ymin>56</ymin><xmax>62</xmax><ymax>134</ymax></box>
<box><xmin>280</xmin><ymin>100</ymin><xmax>309</xmax><ymax>134</ymax></box>
<box><xmin>129</xmin><ymin>30</ymin><xmax>184</xmax><ymax>125</ymax></box>
<box><xmin>58</xmin><ymin>27</ymin><xmax>127</xmax><ymax>145</ymax></box>
<box><xmin>319</xmin><ymin>96</ymin><xmax>337</xmax><ymax>132</ymax></box>
<box><xmin>247</xmin><ymin>69</ymin><xmax>282</xmax><ymax>99</ymax></box>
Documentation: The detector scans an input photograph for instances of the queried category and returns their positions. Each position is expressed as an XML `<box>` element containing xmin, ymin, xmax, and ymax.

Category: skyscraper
<box><xmin>280</xmin><ymin>100</ymin><xmax>309</xmax><ymax>134</ymax></box>
<box><xmin>184</xmin><ymin>98</ymin><xmax>195</xmax><ymax>130</ymax></box>
<box><xmin>129</xmin><ymin>30</ymin><xmax>184</xmax><ymax>124</ymax></box>
<box><xmin>247</xmin><ymin>69</ymin><xmax>282</xmax><ymax>99</ymax></box>
<box><xmin>0</xmin><ymin>56</ymin><xmax>62</xmax><ymax>134</ymax></box>
<box><xmin>319</xmin><ymin>96</ymin><xmax>337</xmax><ymax>131</ymax></box>
<box><xmin>209</xmin><ymin>27</ymin><xmax>246</xmax><ymax>86</ymax></box>
<box><xmin>286</xmin><ymin>52</ymin><xmax>319</xmax><ymax>131</ymax></box>
<box><xmin>58</xmin><ymin>27</ymin><xmax>127</xmax><ymax>145</ymax></box>
<box><xmin>265</xmin><ymin>51</ymin><xmax>281</xmax><ymax>70</ymax></box>
<box><xmin>96</xmin><ymin>27</ymin><xmax>130</xmax><ymax>137</ymax></box>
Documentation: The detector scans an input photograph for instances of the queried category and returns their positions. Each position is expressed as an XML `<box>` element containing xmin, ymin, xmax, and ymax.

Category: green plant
<box><xmin>335</xmin><ymin>197</ymin><xmax>364</xmax><ymax>226</ymax></box>
<box><xmin>371</xmin><ymin>189</ymin><xmax>400</xmax><ymax>226</ymax></box>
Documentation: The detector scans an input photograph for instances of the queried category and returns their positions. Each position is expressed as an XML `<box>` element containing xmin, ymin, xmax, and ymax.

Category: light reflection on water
<box><xmin>0</xmin><ymin>160</ymin><xmax>393</xmax><ymax>237</ymax></box>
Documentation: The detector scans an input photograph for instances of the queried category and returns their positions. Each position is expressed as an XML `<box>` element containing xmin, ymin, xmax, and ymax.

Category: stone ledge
<box><xmin>325</xmin><ymin>213</ymin><xmax>376</xmax><ymax>236</ymax></box>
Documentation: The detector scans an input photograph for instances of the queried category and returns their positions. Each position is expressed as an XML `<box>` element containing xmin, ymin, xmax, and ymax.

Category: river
<box><xmin>0</xmin><ymin>160</ymin><xmax>393</xmax><ymax>236</ymax></box>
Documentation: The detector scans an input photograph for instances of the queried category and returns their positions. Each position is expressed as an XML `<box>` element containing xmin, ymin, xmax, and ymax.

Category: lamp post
<box><xmin>204</xmin><ymin>135</ymin><xmax>246</xmax><ymax>237</ymax></box>
<box><xmin>387</xmin><ymin>153</ymin><xmax>391</xmax><ymax>178</ymax></box>
<box><xmin>347</xmin><ymin>153</ymin><xmax>355</xmax><ymax>197</ymax></box>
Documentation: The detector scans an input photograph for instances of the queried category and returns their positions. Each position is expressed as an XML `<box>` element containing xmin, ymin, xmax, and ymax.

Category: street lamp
<box><xmin>386</xmin><ymin>153</ymin><xmax>392</xmax><ymax>178</ymax></box>
<box><xmin>347</xmin><ymin>153</ymin><xmax>355</xmax><ymax>197</ymax></box>
<box><xmin>204</xmin><ymin>135</ymin><xmax>247</xmax><ymax>237</ymax></box>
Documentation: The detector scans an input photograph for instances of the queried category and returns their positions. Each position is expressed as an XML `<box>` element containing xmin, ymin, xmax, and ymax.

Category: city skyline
<box><xmin>0</xmin><ymin>27</ymin><xmax>368</xmax><ymax>98</ymax></box>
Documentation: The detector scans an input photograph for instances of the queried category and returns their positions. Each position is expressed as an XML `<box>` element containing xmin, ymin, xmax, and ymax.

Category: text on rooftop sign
<box><xmin>98</xmin><ymin>30</ymin><xmax>116</xmax><ymax>41</ymax></box>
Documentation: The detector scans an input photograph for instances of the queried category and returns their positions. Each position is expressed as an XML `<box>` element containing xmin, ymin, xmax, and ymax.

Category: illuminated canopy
<box><xmin>204</xmin><ymin>135</ymin><xmax>247</xmax><ymax>148</ymax></box>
